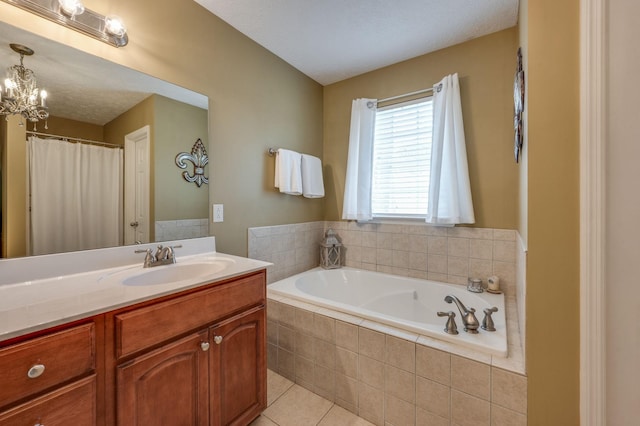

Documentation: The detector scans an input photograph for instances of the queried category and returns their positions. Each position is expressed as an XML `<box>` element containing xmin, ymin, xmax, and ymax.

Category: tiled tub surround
<box><xmin>248</xmin><ymin>222</ymin><xmax>325</xmax><ymax>284</ymax></box>
<box><xmin>267</xmin><ymin>294</ymin><xmax>526</xmax><ymax>426</ymax></box>
<box><xmin>155</xmin><ymin>218</ymin><xmax>209</xmax><ymax>242</ymax></box>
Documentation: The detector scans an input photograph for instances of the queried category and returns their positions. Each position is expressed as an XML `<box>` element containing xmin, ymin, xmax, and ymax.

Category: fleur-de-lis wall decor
<box><xmin>175</xmin><ymin>138</ymin><xmax>209</xmax><ymax>187</ymax></box>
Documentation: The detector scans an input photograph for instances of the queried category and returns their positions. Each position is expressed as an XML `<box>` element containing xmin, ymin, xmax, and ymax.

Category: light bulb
<box><xmin>105</xmin><ymin>16</ymin><xmax>126</xmax><ymax>38</ymax></box>
<box><xmin>58</xmin><ymin>0</ymin><xmax>85</xmax><ymax>18</ymax></box>
<box><xmin>40</xmin><ymin>90</ymin><xmax>47</xmax><ymax>108</ymax></box>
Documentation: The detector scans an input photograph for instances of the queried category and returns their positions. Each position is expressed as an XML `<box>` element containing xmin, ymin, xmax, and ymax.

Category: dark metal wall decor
<box><xmin>514</xmin><ymin>47</ymin><xmax>525</xmax><ymax>163</ymax></box>
<box><xmin>175</xmin><ymin>138</ymin><xmax>209</xmax><ymax>187</ymax></box>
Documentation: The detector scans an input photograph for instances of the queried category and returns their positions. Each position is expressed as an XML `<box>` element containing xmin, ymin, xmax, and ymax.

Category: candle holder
<box><xmin>320</xmin><ymin>229</ymin><xmax>342</xmax><ymax>269</ymax></box>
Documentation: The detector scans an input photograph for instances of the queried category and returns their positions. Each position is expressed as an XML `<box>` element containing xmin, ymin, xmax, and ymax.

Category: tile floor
<box><xmin>251</xmin><ymin>369</ymin><xmax>375</xmax><ymax>426</ymax></box>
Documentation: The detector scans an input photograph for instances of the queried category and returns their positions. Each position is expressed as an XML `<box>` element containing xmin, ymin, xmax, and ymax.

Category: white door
<box><xmin>606</xmin><ymin>1</ymin><xmax>640</xmax><ymax>423</ymax></box>
<box><xmin>124</xmin><ymin>126</ymin><xmax>150</xmax><ymax>245</ymax></box>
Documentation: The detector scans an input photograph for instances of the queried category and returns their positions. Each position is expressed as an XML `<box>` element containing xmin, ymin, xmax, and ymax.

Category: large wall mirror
<box><xmin>0</xmin><ymin>21</ymin><xmax>209</xmax><ymax>258</ymax></box>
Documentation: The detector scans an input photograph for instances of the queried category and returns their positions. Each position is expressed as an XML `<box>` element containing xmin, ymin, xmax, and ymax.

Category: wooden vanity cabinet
<box><xmin>0</xmin><ymin>322</ymin><xmax>97</xmax><ymax>425</ymax></box>
<box><xmin>112</xmin><ymin>270</ymin><xmax>267</xmax><ymax>426</ymax></box>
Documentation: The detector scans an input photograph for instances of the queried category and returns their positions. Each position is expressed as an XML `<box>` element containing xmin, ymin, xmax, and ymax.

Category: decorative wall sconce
<box><xmin>175</xmin><ymin>138</ymin><xmax>209</xmax><ymax>187</ymax></box>
<box><xmin>1</xmin><ymin>0</ymin><xmax>129</xmax><ymax>47</ymax></box>
<box><xmin>320</xmin><ymin>229</ymin><xmax>343</xmax><ymax>269</ymax></box>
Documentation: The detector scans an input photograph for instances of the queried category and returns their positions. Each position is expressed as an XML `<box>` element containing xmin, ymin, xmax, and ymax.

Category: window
<box><xmin>371</xmin><ymin>97</ymin><xmax>433</xmax><ymax>218</ymax></box>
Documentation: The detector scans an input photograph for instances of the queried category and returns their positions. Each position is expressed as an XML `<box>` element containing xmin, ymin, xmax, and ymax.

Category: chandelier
<box><xmin>0</xmin><ymin>43</ymin><xmax>49</xmax><ymax>129</ymax></box>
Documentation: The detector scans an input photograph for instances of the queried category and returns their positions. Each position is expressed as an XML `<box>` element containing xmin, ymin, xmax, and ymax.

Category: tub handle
<box><xmin>437</xmin><ymin>311</ymin><xmax>459</xmax><ymax>335</ymax></box>
<box><xmin>481</xmin><ymin>307</ymin><xmax>499</xmax><ymax>332</ymax></box>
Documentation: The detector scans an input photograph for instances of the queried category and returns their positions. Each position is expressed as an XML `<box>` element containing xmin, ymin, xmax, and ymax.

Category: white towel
<box><xmin>301</xmin><ymin>154</ymin><xmax>325</xmax><ymax>198</ymax></box>
<box><xmin>274</xmin><ymin>149</ymin><xmax>302</xmax><ymax>195</ymax></box>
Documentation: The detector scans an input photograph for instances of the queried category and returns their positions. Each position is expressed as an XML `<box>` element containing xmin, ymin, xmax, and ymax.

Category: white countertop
<box><xmin>0</xmin><ymin>238</ymin><xmax>271</xmax><ymax>342</ymax></box>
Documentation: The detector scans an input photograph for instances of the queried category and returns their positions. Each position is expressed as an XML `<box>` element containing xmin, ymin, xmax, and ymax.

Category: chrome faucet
<box><xmin>135</xmin><ymin>244</ymin><xmax>182</xmax><ymax>268</ymax></box>
<box><xmin>445</xmin><ymin>295</ymin><xmax>480</xmax><ymax>334</ymax></box>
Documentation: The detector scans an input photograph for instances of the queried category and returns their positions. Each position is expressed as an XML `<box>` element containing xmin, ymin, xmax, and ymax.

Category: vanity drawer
<box><xmin>0</xmin><ymin>322</ymin><xmax>95</xmax><ymax>408</ymax></box>
<box><xmin>0</xmin><ymin>375</ymin><xmax>96</xmax><ymax>425</ymax></box>
<box><xmin>115</xmin><ymin>271</ymin><xmax>265</xmax><ymax>359</ymax></box>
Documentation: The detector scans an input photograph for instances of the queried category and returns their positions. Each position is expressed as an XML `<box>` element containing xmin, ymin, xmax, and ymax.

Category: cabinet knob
<box><xmin>213</xmin><ymin>335</ymin><xmax>223</xmax><ymax>345</ymax></box>
<box><xmin>27</xmin><ymin>364</ymin><xmax>45</xmax><ymax>379</ymax></box>
<box><xmin>200</xmin><ymin>341</ymin><xmax>210</xmax><ymax>352</ymax></box>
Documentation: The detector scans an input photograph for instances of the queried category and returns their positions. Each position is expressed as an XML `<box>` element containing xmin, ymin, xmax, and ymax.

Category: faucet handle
<box><xmin>437</xmin><ymin>311</ymin><xmax>459</xmax><ymax>335</ymax></box>
<box><xmin>134</xmin><ymin>248</ymin><xmax>155</xmax><ymax>267</ymax></box>
<box><xmin>481</xmin><ymin>307</ymin><xmax>499</xmax><ymax>332</ymax></box>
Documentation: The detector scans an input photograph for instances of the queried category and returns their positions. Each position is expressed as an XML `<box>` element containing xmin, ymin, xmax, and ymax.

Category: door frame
<box><xmin>580</xmin><ymin>0</ymin><xmax>606</xmax><ymax>424</ymax></box>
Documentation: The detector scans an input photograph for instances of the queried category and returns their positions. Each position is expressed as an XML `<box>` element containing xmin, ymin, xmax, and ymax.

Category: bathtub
<box><xmin>268</xmin><ymin>267</ymin><xmax>507</xmax><ymax>357</ymax></box>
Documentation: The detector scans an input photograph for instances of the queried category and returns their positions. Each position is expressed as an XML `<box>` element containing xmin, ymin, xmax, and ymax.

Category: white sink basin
<box><xmin>122</xmin><ymin>262</ymin><xmax>227</xmax><ymax>286</ymax></box>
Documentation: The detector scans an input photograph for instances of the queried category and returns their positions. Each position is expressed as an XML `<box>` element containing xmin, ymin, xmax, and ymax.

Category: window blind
<box><xmin>371</xmin><ymin>97</ymin><xmax>433</xmax><ymax>217</ymax></box>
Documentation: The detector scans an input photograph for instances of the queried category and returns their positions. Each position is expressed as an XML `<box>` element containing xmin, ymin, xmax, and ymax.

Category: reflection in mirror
<box><xmin>0</xmin><ymin>21</ymin><xmax>209</xmax><ymax>258</ymax></box>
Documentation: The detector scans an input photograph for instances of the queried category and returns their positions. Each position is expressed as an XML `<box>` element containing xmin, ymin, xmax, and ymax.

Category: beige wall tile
<box><xmin>416</xmin><ymin>345</ymin><xmax>451</xmax><ymax>385</ymax></box>
<box><xmin>315</xmin><ymin>339</ymin><xmax>336</xmax><ymax>369</ymax></box>
<box><xmin>295</xmin><ymin>355</ymin><xmax>315</xmax><ymax>383</ymax></box>
<box><xmin>416</xmin><ymin>376</ymin><xmax>450</xmax><ymax>419</ymax></box>
<box><xmin>393</xmin><ymin>250</ymin><xmax>410</xmax><ymax>268</ymax></box>
<box><xmin>336</xmin><ymin>320</ymin><xmax>359</xmax><ymax>352</ymax></box>
<box><xmin>336</xmin><ymin>347</ymin><xmax>359</xmax><ymax>378</ymax></box>
<box><xmin>451</xmin><ymin>390</ymin><xmax>490</xmax><ymax>426</ymax></box>
<box><xmin>277</xmin><ymin>348</ymin><xmax>295</xmax><ymax>381</ymax></box>
<box><xmin>385</xmin><ymin>395</ymin><xmax>416</xmax><ymax>425</ymax></box>
<box><xmin>409</xmin><ymin>234</ymin><xmax>429</xmax><ymax>253</ymax></box>
<box><xmin>470</xmin><ymin>239</ymin><xmax>493</xmax><ymax>260</ymax></box>
<box><xmin>493</xmin><ymin>240</ymin><xmax>516</xmax><ymax>263</ymax></box>
<box><xmin>491</xmin><ymin>368</ymin><xmax>527</xmax><ymax>414</ymax></box>
<box><xmin>491</xmin><ymin>404</ymin><xmax>527</xmax><ymax>426</ymax></box>
<box><xmin>493</xmin><ymin>229</ymin><xmax>517</xmax><ymax>241</ymax></box>
<box><xmin>428</xmin><ymin>236</ymin><xmax>448</xmax><ymax>254</ymax></box>
<box><xmin>448</xmin><ymin>237</ymin><xmax>470</xmax><ymax>257</ymax></box>
<box><xmin>279</xmin><ymin>303</ymin><xmax>296</xmax><ymax>328</ymax></box>
<box><xmin>448</xmin><ymin>256</ymin><xmax>469</xmax><ymax>277</ymax></box>
<box><xmin>470</xmin><ymin>258</ymin><xmax>493</xmax><ymax>280</ymax></box>
<box><xmin>361</xmin><ymin>248</ymin><xmax>377</xmax><ymax>264</ymax></box>
<box><xmin>267</xmin><ymin>343</ymin><xmax>278</xmax><ymax>371</ymax></box>
<box><xmin>319</xmin><ymin>405</ymin><xmax>375</xmax><ymax>426</ymax></box>
<box><xmin>314</xmin><ymin>313</ymin><xmax>336</xmax><ymax>342</ymax></box>
<box><xmin>267</xmin><ymin>320</ymin><xmax>277</xmax><ymax>345</ymax></box>
<box><xmin>385</xmin><ymin>365</ymin><xmax>415</xmax><ymax>403</ymax></box>
<box><xmin>377</xmin><ymin>249</ymin><xmax>394</xmax><ymax>266</ymax></box>
<box><xmin>278</xmin><ymin>324</ymin><xmax>295</xmax><ymax>352</ymax></box>
<box><xmin>359</xmin><ymin>355</ymin><xmax>385</xmax><ymax>389</ymax></box>
<box><xmin>267</xmin><ymin>300</ymin><xmax>281</xmax><ymax>322</ymax></box>
<box><xmin>451</xmin><ymin>356</ymin><xmax>491</xmax><ymax>400</ymax></box>
<box><xmin>358</xmin><ymin>383</ymin><xmax>384</xmax><ymax>426</ymax></box>
<box><xmin>386</xmin><ymin>335</ymin><xmax>416</xmax><ymax>373</ymax></box>
<box><xmin>314</xmin><ymin>364</ymin><xmax>335</xmax><ymax>399</ymax></box>
<box><xmin>416</xmin><ymin>408</ymin><xmax>449</xmax><ymax>426</ymax></box>
<box><xmin>335</xmin><ymin>373</ymin><xmax>359</xmax><ymax>407</ymax></box>
<box><xmin>362</xmin><ymin>231</ymin><xmax>377</xmax><ymax>248</ymax></box>
<box><xmin>295</xmin><ymin>332</ymin><xmax>316</xmax><ymax>360</ymax></box>
<box><xmin>393</xmin><ymin>233</ymin><xmax>410</xmax><ymax>251</ymax></box>
<box><xmin>359</xmin><ymin>327</ymin><xmax>386</xmax><ymax>361</ymax></box>
<box><xmin>410</xmin><ymin>251</ymin><xmax>428</xmax><ymax>271</ymax></box>
<box><xmin>428</xmin><ymin>254</ymin><xmax>448</xmax><ymax>274</ymax></box>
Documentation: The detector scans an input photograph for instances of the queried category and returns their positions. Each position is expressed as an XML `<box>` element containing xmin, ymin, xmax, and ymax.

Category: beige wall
<box><xmin>323</xmin><ymin>28</ymin><xmax>519</xmax><ymax>229</ymax></box>
<box><xmin>0</xmin><ymin>0</ymin><xmax>324</xmax><ymax>257</ymax></box>
<box><xmin>525</xmin><ymin>0</ymin><xmax>580</xmax><ymax>424</ymax></box>
<box><xmin>45</xmin><ymin>116</ymin><xmax>105</xmax><ymax>141</ymax></box>
<box><xmin>153</xmin><ymin>95</ymin><xmax>208</xmax><ymax>221</ymax></box>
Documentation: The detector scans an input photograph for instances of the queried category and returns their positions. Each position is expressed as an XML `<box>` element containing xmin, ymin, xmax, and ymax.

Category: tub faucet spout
<box><xmin>444</xmin><ymin>295</ymin><xmax>480</xmax><ymax>334</ymax></box>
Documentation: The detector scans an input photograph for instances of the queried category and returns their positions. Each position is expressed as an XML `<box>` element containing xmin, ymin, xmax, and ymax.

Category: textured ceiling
<box><xmin>0</xmin><ymin>22</ymin><xmax>207</xmax><ymax>126</ymax></box>
<box><xmin>194</xmin><ymin>0</ymin><xmax>520</xmax><ymax>85</ymax></box>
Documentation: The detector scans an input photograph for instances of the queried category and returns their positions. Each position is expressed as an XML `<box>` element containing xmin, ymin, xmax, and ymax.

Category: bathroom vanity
<box><xmin>0</xmin><ymin>238</ymin><xmax>269</xmax><ymax>425</ymax></box>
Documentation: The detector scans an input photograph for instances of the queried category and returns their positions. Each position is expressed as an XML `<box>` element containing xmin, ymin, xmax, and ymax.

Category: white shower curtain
<box><xmin>28</xmin><ymin>136</ymin><xmax>123</xmax><ymax>255</ymax></box>
<box><xmin>342</xmin><ymin>98</ymin><xmax>377</xmax><ymax>221</ymax></box>
<box><xmin>426</xmin><ymin>74</ymin><xmax>475</xmax><ymax>225</ymax></box>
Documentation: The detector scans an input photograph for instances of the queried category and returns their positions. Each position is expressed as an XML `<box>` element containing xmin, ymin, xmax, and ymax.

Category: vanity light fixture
<box><xmin>0</xmin><ymin>0</ymin><xmax>129</xmax><ymax>47</ymax></box>
<box><xmin>0</xmin><ymin>43</ymin><xmax>49</xmax><ymax>129</ymax></box>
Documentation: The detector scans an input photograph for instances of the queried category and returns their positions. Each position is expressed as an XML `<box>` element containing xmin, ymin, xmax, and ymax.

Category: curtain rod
<box><xmin>26</xmin><ymin>131</ymin><xmax>122</xmax><ymax>148</ymax></box>
<box><xmin>376</xmin><ymin>87</ymin><xmax>434</xmax><ymax>104</ymax></box>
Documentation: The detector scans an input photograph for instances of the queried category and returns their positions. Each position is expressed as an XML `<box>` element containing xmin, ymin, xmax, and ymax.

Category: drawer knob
<box><xmin>200</xmin><ymin>341</ymin><xmax>210</xmax><ymax>352</ymax></box>
<box><xmin>27</xmin><ymin>364</ymin><xmax>45</xmax><ymax>379</ymax></box>
<box><xmin>213</xmin><ymin>335</ymin><xmax>223</xmax><ymax>345</ymax></box>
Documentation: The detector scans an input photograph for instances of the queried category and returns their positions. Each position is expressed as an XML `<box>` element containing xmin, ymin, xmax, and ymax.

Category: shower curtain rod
<box><xmin>376</xmin><ymin>87</ymin><xmax>434</xmax><ymax>104</ymax></box>
<box><xmin>26</xmin><ymin>131</ymin><xmax>122</xmax><ymax>148</ymax></box>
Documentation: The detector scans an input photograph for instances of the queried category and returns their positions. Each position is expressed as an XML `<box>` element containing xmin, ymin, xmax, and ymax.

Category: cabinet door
<box><xmin>210</xmin><ymin>307</ymin><xmax>266</xmax><ymax>426</ymax></box>
<box><xmin>117</xmin><ymin>330</ymin><xmax>209</xmax><ymax>426</ymax></box>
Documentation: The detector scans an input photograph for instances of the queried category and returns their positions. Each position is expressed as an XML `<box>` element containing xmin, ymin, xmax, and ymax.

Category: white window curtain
<box><xmin>342</xmin><ymin>98</ymin><xmax>377</xmax><ymax>221</ymax></box>
<box><xmin>28</xmin><ymin>136</ymin><xmax>123</xmax><ymax>255</ymax></box>
<box><xmin>426</xmin><ymin>73</ymin><xmax>475</xmax><ymax>225</ymax></box>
